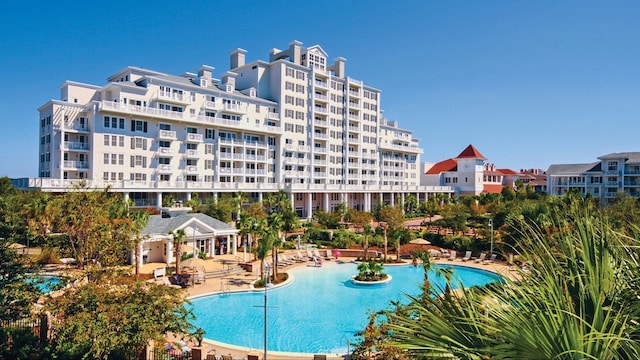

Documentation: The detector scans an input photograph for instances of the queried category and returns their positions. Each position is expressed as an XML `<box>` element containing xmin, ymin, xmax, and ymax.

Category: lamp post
<box><xmin>264</xmin><ymin>264</ymin><xmax>271</xmax><ymax>360</ymax></box>
<box><xmin>488</xmin><ymin>219</ymin><xmax>494</xmax><ymax>256</ymax></box>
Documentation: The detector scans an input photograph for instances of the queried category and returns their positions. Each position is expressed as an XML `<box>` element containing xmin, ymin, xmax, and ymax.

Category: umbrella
<box><xmin>180</xmin><ymin>257</ymin><xmax>208</xmax><ymax>270</ymax></box>
<box><xmin>409</xmin><ymin>238</ymin><xmax>431</xmax><ymax>245</ymax></box>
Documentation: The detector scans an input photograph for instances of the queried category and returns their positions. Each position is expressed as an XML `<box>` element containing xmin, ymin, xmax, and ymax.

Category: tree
<box><xmin>170</xmin><ymin>229</ymin><xmax>186</xmax><ymax>275</ymax></box>
<box><xmin>379</xmin><ymin>206</ymin><xmax>405</xmax><ymax>261</ymax></box>
<box><xmin>268</xmin><ymin>212</ymin><xmax>284</xmax><ymax>281</ymax></box>
<box><xmin>384</xmin><ymin>201</ymin><xmax>640</xmax><ymax>359</ymax></box>
<box><xmin>0</xmin><ymin>239</ymin><xmax>39</xmax><ymax>323</ymax></box>
<box><xmin>231</xmin><ymin>192</ymin><xmax>248</xmax><ymax>222</ymax></box>
<box><xmin>46</xmin><ymin>274</ymin><xmax>193</xmax><ymax>359</ymax></box>
<box><xmin>362</xmin><ymin>224</ymin><xmax>375</xmax><ymax>261</ymax></box>
<box><xmin>45</xmin><ymin>188</ymin><xmax>137</xmax><ymax>269</ymax></box>
<box><xmin>129</xmin><ymin>210</ymin><xmax>150</xmax><ymax>279</ymax></box>
<box><xmin>346</xmin><ymin>209</ymin><xmax>373</xmax><ymax>232</ymax></box>
<box><xmin>204</xmin><ymin>196</ymin><xmax>234</xmax><ymax>223</ymax></box>
<box><xmin>404</xmin><ymin>194</ymin><xmax>417</xmax><ymax>215</ymax></box>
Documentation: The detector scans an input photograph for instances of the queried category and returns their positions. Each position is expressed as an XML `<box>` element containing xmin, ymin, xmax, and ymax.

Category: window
<box><xmin>285</xmin><ymin>68</ymin><xmax>295</xmax><ymax>77</ymax></box>
<box><xmin>296</xmin><ymin>98</ymin><xmax>305</xmax><ymax>107</ymax></box>
<box><xmin>295</xmin><ymin>111</ymin><xmax>304</xmax><ymax>120</ymax></box>
<box><xmin>285</xmin><ymin>81</ymin><xmax>294</xmax><ymax>91</ymax></box>
<box><xmin>130</xmin><ymin>155</ymin><xmax>147</xmax><ymax>168</ymax></box>
<box><xmin>159</xmin><ymin>123</ymin><xmax>171</xmax><ymax>130</ymax></box>
<box><xmin>159</xmin><ymin>140</ymin><xmax>171</xmax><ymax>148</ymax></box>
<box><xmin>285</xmin><ymin>95</ymin><xmax>294</xmax><ymax>105</ymax></box>
<box><xmin>296</xmin><ymin>84</ymin><xmax>305</xmax><ymax>93</ymax></box>
<box><xmin>205</xmin><ymin>144</ymin><xmax>214</xmax><ymax>154</ymax></box>
<box><xmin>159</xmin><ymin>157</ymin><xmax>170</xmax><ymax>165</ymax></box>
<box><xmin>130</xmin><ymin>173</ymin><xmax>147</xmax><ymax>181</ymax></box>
<box><xmin>131</xmin><ymin>120</ymin><xmax>148</xmax><ymax>133</ymax></box>
<box><xmin>131</xmin><ymin>137</ymin><xmax>148</xmax><ymax>150</ymax></box>
<box><xmin>205</xmin><ymin>129</ymin><xmax>214</xmax><ymax>139</ymax></box>
<box><xmin>285</xmin><ymin>109</ymin><xmax>294</xmax><ymax>118</ymax></box>
<box><xmin>296</xmin><ymin>71</ymin><xmax>305</xmax><ymax>80</ymax></box>
<box><xmin>205</xmin><ymin>160</ymin><xmax>214</xmax><ymax>169</ymax></box>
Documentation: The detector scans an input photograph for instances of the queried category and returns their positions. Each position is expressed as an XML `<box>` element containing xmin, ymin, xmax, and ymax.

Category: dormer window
<box><xmin>226</xmin><ymin>84</ymin><xmax>233</xmax><ymax>93</ymax></box>
<box><xmin>249</xmin><ymin>89</ymin><xmax>256</xmax><ymax>97</ymax></box>
<box><xmin>200</xmin><ymin>78</ymin><xmax>207</xmax><ymax>87</ymax></box>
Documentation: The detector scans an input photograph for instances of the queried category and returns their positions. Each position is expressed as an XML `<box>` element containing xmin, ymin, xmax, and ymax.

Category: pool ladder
<box><xmin>219</xmin><ymin>279</ymin><xmax>231</xmax><ymax>295</ymax></box>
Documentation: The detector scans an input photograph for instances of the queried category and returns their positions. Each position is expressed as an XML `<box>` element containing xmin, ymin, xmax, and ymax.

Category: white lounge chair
<box><xmin>324</xmin><ymin>249</ymin><xmax>333</xmax><ymax>260</ymax></box>
<box><xmin>313</xmin><ymin>249</ymin><xmax>322</xmax><ymax>259</ymax></box>
<box><xmin>474</xmin><ymin>253</ymin><xmax>487</xmax><ymax>263</ymax></box>
<box><xmin>295</xmin><ymin>251</ymin><xmax>309</xmax><ymax>261</ymax></box>
<box><xmin>447</xmin><ymin>250</ymin><xmax>457</xmax><ymax>261</ymax></box>
<box><xmin>483</xmin><ymin>254</ymin><xmax>497</xmax><ymax>264</ymax></box>
<box><xmin>461</xmin><ymin>251</ymin><xmax>472</xmax><ymax>261</ymax></box>
<box><xmin>306</xmin><ymin>249</ymin><xmax>315</xmax><ymax>259</ymax></box>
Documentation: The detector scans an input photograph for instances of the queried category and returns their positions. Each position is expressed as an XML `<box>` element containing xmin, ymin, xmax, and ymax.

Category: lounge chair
<box><xmin>429</xmin><ymin>249</ymin><xmax>440</xmax><ymax>258</ymax></box>
<box><xmin>440</xmin><ymin>248</ymin><xmax>450</xmax><ymax>257</ymax></box>
<box><xmin>474</xmin><ymin>253</ymin><xmax>487</xmax><ymax>263</ymax></box>
<box><xmin>279</xmin><ymin>254</ymin><xmax>294</xmax><ymax>265</ymax></box>
<box><xmin>483</xmin><ymin>254</ymin><xmax>497</xmax><ymax>264</ymax></box>
<box><xmin>324</xmin><ymin>249</ymin><xmax>333</xmax><ymax>260</ymax></box>
<box><xmin>295</xmin><ymin>251</ymin><xmax>309</xmax><ymax>261</ymax></box>
<box><xmin>447</xmin><ymin>250</ymin><xmax>457</xmax><ymax>261</ymax></box>
<box><xmin>158</xmin><ymin>276</ymin><xmax>182</xmax><ymax>289</ymax></box>
<box><xmin>461</xmin><ymin>251</ymin><xmax>472</xmax><ymax>261</ymax></box>
<box><xmin>313</xmin><ymin>249</ymin><xmax>322</xmax><ymax>259</ymax></box>
<box><xmin>306</xmin><ymin>249</ymin><xmax>315</xmax><ymax>259</ymax></box>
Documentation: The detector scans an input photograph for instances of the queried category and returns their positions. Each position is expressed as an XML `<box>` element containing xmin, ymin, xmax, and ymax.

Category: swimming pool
<box><xmin>27</xmin><ymin>275</ymin><xmax>63</xmax><ymax>293</ymax></box>
<box><xmin>191</xmin><ymin>261</ymin><xmax>502</xmax><ymax>354</ymax></box>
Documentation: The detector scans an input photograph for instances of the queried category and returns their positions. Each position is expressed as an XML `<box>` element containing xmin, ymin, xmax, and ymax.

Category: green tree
<box><xmin>0</xmin><ymin>239</ymin><xmax>39</xmax><ymax>323</ymax></box>
<box><xmin>404</xmin><ymin>194</ymin><xmax>417</xmax><ymax>215</ymax></box>
<box><xmin>170</xmin><ymin>229</ymin><xmax>186</xmax><ymax>275</ymax></box>
<box><xmin>231</xmin><ymin>192</ymin><xmax>248</xmax><ymax>223</ymax></box>
<box><xmin>362</xmin><ymin>224</ymin><xmax>375</xmax><ymax>261</ymax></box>
<box><xmin>47</xmin><ymin>274</ymin><xmax>193</xmax><ymax>359</ymax></box>
<box><xmin>379</xmin><ymin>206</ymin><xmax>404</xmax><ymax>261</ymax></box>
<box><xmin>204</xmin><ymin>196</ymin><xmax>234</xmax><ymax>223</ymax></box>
<box><xmin>384</xmin><ymin>201</ymin><xmax>640</xmax><ymax>359</ymax></box>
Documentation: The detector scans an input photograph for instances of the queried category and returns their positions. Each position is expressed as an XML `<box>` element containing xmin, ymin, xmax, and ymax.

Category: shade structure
<box><xmin>180</xmin><ymin>257</ymin><xmax>208</xmax><ymax>269</ymax></box>
<box><xmin>409</xmin><ymin>238</ymin><xmax>431</xmax><ymax>245</ymax></box>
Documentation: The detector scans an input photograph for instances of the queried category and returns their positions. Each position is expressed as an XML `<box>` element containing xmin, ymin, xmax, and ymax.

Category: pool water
<box><xmin>28</xmin><ymin>275</ymin><xmax>63</xmax><ymax>293</ymax></box>
<box><xmin>191</xmin><ymin>261</ymin><xmax>502</xmax><ymax>354</ymax></box>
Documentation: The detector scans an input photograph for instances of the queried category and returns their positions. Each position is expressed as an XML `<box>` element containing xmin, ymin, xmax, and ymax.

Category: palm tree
<box><xmin>169</xmin><ymin>229</ymin><xmax>186</xmax><ymax>275</ymax></box>
<box><xmin>129</xmin><ymin>210</ymin><xmax>149</xmax><ymax>279</ymax></box>
<box><xmin>362</xmin><ymin>224</ymin><xmax>375</xmax><ymax>261</ymax></box>
<box><xmin>385</xmin><ymin>201</ymin><xmax>640</xmax><ymax>359</ymax></box>
<box><xmin>231</xmin><ymin>192</ymin><xmax>248</xmax><ymax>223</ymax></box>
<box><xmin>435</xmin><ymin>266</ymin><xmax>455</xmax><ymax>296</ymax></box>
<box><xmin>268</xmin><ymin>212</ymin><xmax>284</xmax><ymax>281</ymax></box>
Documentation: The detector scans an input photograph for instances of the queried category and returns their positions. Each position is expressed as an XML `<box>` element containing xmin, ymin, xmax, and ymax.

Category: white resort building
<box><xmin>547</xmin><ymin>152</ymin><xmax>640</xmax><ymax>201</ymax></box>
<box><xmin>18</xmin><ymin>40</ymin><xmax>453</xmax><ymax>220</ymax></box>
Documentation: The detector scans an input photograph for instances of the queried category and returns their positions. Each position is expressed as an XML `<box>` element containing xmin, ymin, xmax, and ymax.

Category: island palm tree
<box><xmin>169</xmin><ymin>229</ymin><xmax>186</xmax><ymax>275</ymax></box>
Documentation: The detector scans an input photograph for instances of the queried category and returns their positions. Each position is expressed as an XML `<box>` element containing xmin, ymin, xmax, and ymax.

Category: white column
<box><xmin>211</xmin><ymin>237</ymin><xmax>216</xmax><ymax>259</ymax></box>
<box><xmin>186</xmin><ymin>192</ymin><xmax>192</xmax><ymax>202</ymax></box>
<box><xmin>123</xmin><ymin>192</ymin><xmax>130</xmax><ymax>204</ymax></box>
<box><xmin>289</xmin><ymin>192</ymin><xmax>295</xmax><ymax>209</ymax></box>
<box><xmin>306</xmin><ymin>193</ymin><xmax>313</xmax><ymax>220</ymax></box>
<box><xmin>232</xmin><ymin>234</ymin><xmax>237</xmax><ymax>255</ymax></box>
<box><xmin>137</xmin><ymin>242</ymin><xmax>144</xmax><ymax>268</ymax></box>
<box><xmin>258</xmin><ymin>192</ymin><xmax>263</xmax><ymax>203</ymax></box>
<box><xmin>390</xmin><ymin>193</ymin><xmax>395</xmax><ymax>206</ymax></box>
<box><xmin>226</xmin><ymin>235</ymin><xmax>231</xmax><ymax>254</ymax></box>
<box><xmin>324</xmin><ymin>193</ymin><xmax>329</xmax><ymax>211</ymax></box>
<box><xmin>401</xmin><ymin>193</ymin><xmax>405</xmax><ymax>212</ymax></box>
<box><xmin>156</xmin><ymin>192</ymin><xmax>163</xmax><ymax>209</ymax></box>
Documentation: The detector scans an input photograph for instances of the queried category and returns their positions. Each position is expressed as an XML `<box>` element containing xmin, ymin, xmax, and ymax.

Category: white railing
<box><xmin>158</xmin><ymin>130</ymin><xmax>177</xmax><ymax>140</ymax></box>
<box><xmin>157</xmin><ymin>90</ymin><xmax>185</xmax><ymax>102</ymax></box>
<box><xmin>204</xmin><ymin>101</ymin><xmax>219</xmax><ymax>110</ymax></box>
<box><xmin>63</xmin><ymin>142</ymin><xmax>89</xmax><ymax>151</ymax></box>
<box><xmin>63</xmin><ymin>161</ymin><xmax>89</xmax><ymax>169</ymax></box>
<box><xmin>15</xmin><ymin>178</ymin><xmax>457</xmax><ymax>195</ymax></box>
<box><xmin>157</xmin><ymin>147</ymin><xmax>174</xmax><ymax>155</ymax></box>
<box><xmin>222</xmin><ymin>102</ymin><xmax>247</xmax><ymax>114</ymax></box>
<box><xmin>185</xmin><ymin>133</ymin><xmax>203</xmax><ymax>142</ymax></box>
<box><xmin>184</xmin><ymin>166</ymin><xmax>199</xmax><ymax>174</ymax></box>
<box><xmin>267</xmin><ymin>112</ymin><xmax>281</xmax><ymax>120</ymax></box>
<box><xmin>184</xmin><ymin>150</ymin><xmax>201</xmax><ymax>158</ymax></box>
<box><xmin>314</xmin><ymin>81</ymin><xmax>328</xmax><ymax>88</ymax></box>
<box><xmin>314</xmin><ymin>93</ymin><xmax>328</xmax><ymax>101</ymax></box>
<box><xmin>157</xmin><ymin>164</ymin><xmax>172</xmax><ymax>172</ymax></box>
<box><xmin>314</xmin><ymin>119</ymin><xmax>328</xmax><ymax>127</ymax></box>
<box><xmin>314</xmin><ymin>107</ymin><xmax>327</xmax><ymax>114</ymax></box>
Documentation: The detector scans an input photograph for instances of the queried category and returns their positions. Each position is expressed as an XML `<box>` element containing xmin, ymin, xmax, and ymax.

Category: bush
<box><xmin>198</xmin><ymin>251</ymin><xmax>207</xmax><ymax>260</ymax></box>
<box><xmin>36</xmin><ymin>247</ymin><xmax>60</xmax><ymax>264</ymax></box>
<box><xmin>180</xmin><ymin>252</ymin><xmax>194</xmax><ymax>261</ymax></box>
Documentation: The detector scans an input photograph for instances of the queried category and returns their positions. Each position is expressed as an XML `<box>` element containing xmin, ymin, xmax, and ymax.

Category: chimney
<box><xmin>329</xmin><ymin>57</ymin><xmax>346</xmax><ymax>78</ymax></box>
<box><xmin>230</xmin><ymin>48</ymin><xmax>247</xmax><ymax>69</ymax></box>
<box><xmin>221</xmin><ymin>71</ymin><xmax>237</xmax><ymax>92</ymax></box>
<box><xmin>289</xmin><ymin>40</ymin><xmax>303</xmax><ymax>64</ymax></box>
<box><xmin>197</xmin><ymin>65</ymin><xmax>214</xmax><ymax>87</ymax></box>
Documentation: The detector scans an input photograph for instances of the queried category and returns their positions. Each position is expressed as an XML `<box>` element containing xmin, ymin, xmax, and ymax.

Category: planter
<box><xmin>350</xmin><ymin>274</ymin><xmax>392</xmax><ymax>286</ymax></box>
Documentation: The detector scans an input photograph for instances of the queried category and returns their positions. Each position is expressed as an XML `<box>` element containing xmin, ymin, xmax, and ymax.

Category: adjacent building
<box><xmin>422</xmin><ymin>144</ymin><xmax>524</xmax><ymax>195</ymax></box>
<box><xmin>547</xmin><ymin>152</ymin><xmax>640</xmax><ymax>201</ymax></box>
<box><xmin>19</xmin><ymin>40</ymin><xmax>453</xmax><ymax>219</ymax></box>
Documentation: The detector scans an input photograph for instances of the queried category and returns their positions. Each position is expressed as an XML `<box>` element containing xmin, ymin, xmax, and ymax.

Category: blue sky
<box><xmin>1</xmin><ymin>1</ymin><xmax>639</xmax><ymax>178</ymax></box>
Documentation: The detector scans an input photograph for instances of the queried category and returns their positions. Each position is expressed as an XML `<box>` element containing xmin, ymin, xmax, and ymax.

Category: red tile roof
<box><xmin>496</xmin><ymin>168</ymin><xmax>519</xmax><ymax>175</ymax></box>
<box><xmin>483</xmin><ymin>184</ymin><xmax>504</xmax><ymax>194</ymax></box>
<box><xmin>425</xmin><ymin>158</ymin><xmax>457</xmax><ymax>174</ymax></box>
<box><xmin>455</xmin><ymin>144</ymin><xmax>487</xmax><ymax>160</ymax></box>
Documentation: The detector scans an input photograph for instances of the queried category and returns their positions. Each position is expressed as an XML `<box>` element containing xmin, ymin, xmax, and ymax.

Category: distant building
<box><xmin>422</xmin><ymin>144</ymin><xmax>525</xmax><ymax>195</ymax></box>
<box><xmin>520</xmin><ymin>168</ymin><xmax>547</xmax><ymax>193</ymax></box>
<box><xmin>547</xmin><ymin>152</ymin><xmax>640</xmax><ymax>201</ymax></box>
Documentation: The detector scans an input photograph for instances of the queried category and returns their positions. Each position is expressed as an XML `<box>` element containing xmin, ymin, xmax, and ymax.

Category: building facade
<box><xmin>547</xmin><ymin>152</ymin><xmax>640</xmax><ymax>201</ymax></box>
<box><xmin>422</xmin><ymin>144</ymin><xmax>523</xmax><ymax>195</ymax></box>
<box><xmin>20</xmin><ymin>40</ymin><xmax>453</xmax><ymax>218</ymax></box>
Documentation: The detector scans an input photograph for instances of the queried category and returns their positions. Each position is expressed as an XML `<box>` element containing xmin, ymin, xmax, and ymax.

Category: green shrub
<box><xmin>198</xmin><ymin>251</ymin><xmax>207</xmax><ymax>260</ymax></box>
<box><xmin>37</xmin><ymin>247</ymin><xmax>60</xmax><ymax>264</ymax></box>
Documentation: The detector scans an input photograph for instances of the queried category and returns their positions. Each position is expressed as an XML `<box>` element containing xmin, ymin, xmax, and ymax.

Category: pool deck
<box><xmin>142</xmin><ymin>251</ymin><xmax>518</xmax><ymax>360</ymax></box>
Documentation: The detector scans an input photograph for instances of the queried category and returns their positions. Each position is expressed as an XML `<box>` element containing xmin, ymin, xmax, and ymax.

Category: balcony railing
<box><xmin>314</xmin><ymin>81</ymin><xmax>328</xmax><ymax>89</ymax></box>
<box><xmin>63</xmin><ymin>160</ymin><xmax>88</xmax><ymax>169</ymax></box>
<box><xmin>267</xmin><ymin>112</ymin><xmax>280</xmax><ymax>120</ymax></box>
<box><xmin>158</xmin><ymin>130</ymin><xmax>177</xmax><ymax>140</ymax></box>
<box><xmin>185</xmin><ymin>133</ymin><xmax>203</xmax><ymax>143</ymax></box>
<box><xmin>157</xmin><ymin>147</ymin><xmax>174</xmax><ymax>155</ymax></box>
<box><xmin>222</xmin><ymin>102</ymin><xmax>247</xmax><ymax>114</ymax></box>
<box><xmin>157</xmin><ymin>90</ymin><xmax>186</xmax><ymax>103</ymax></box>
<box><xmin>63</xmin><ymin>142</ymin><xmax>89</xmax><ymax>151</ymax></box>
<box><xmin>184</xmin><ymin>150</ymin><xmax>201</xmax><ymax>158</ymax></box>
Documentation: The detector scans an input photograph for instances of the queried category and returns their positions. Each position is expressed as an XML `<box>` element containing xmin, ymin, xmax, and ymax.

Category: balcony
<box><xmin>196</xmin><ymin>114</ymin><xmax>281</xmax><ymax>134</ymax></box>
<box><xmin>348</xmin><ymin>101</ymin><xmax>360</xmax><ymax>109</ymax></box>
<box><xmin>314</xmin><ymin>118</ymin><xmax>328</xmax><ymax>127</ymax></box>
<box><xmin>63</xmin><ymin>141</ymin><xmax>89</xmax><ymax>151</ymax></box>
<box><xmin>348</xmin><ymin>151</ymin><xmax>360</xmax><ymax>157</ymax></box>
<box><xmin>349</xmin><ymin>89</ymin><xmax>360</xmax><ymax>97</ymax></box>
<box><xmin>314</xmin><ymin>106</ymin><xmax>328</xmax><ymax>114</ymax></box>
<box><xmin>348</xmin><ymin>137</ymin><xmax>359</xmax><ymax>144</ymax></box>
<box><xmin>314</xmin><ymin>93</ymin><xmax>328</xmax><ymax>102</ymax></box>
<box><xmin>184</xmin><ymin>150</ymin><xmax>201</xmax><ymax>158</ymax></box>
<box><xmin>347</xmin><ymin>77</ymin><xmax>363</xmax><ymax>86</ymax></box>
<box><xmin>314</xmin><ymin>159</ymin><xmax>327</xmax><ymax>166</ymax></box>
<box><xmin>183</xmin><ymin>166</ymin><xmax>198</xmax><ymax>174</ymax></box>
<box><xmin>314</xmin><ymin>80</ymin><xmax>328</xmax><ymax>89</ymax></box>
<box><xmin>313</xmin><ymin>172</ymin><xmax>327</xmax><ymax>177</ymax></box>
<box><xmin>185</xmin><ymin>133</ymin><xmax>203</xmax><ymax>143</ymax></box>
<box><xmin>157</xmin><ymin>164</ymin><xmax>172</xmax><ymax>174</ymax></box>
<box><xmin>157</xmin><ymin>90</ymin><xmax>188</xmax><ymax>104</ymax></box>
<box><xmin>314</xmin><ymin>147</ymin><xmax>327</xmax><ymax>153</ymax></box>
<box><xmin>158</xmin><ymin>130</ymin><xmax>177</xmax><ymax>140</ymax></box>
<box><xmin>203</xmin><ymin>100</ymin><xmax>220</xmax><ymax>110</ymax></box>
<box><xmin>314</xmin><ymin>132</ymin><xmax>328</xmax><ymax>139</ymax></box>
<box><xmin>267</xmin><ymin>112</ymin><xmax>281</xmax><ymax>120</ymax></box>
<box><xmin>100</xmin><ymin>101</ymin><xmax>186</xmax><ymax>121</ymax></box>
<box><xmin>63</xmin><ymin>160</ymin><xmax>89</xmax><ymax>169</ymax></box>
<box><xmin>222</xmin><ymin>102</ymin><xmax>247</xmax><ymax>115</ymax></box>
<box><xmin>157</xmin><ymin>147</ymin><xmax>174</xmax><ymax>155</ymax></box>
<box><xmin>62</xmin><ymin>123</ymin><xmax>90</xmax><ymax>133</ymax></box>
<box><xmin>348</xmin><ymin>113</ymin><xmax>359</xmax><ymax>120</ymax></box>
<box><xmin>348</xmin><ymin>125</ymin><xmax>359</xmax><ymax>132</ymax></box>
